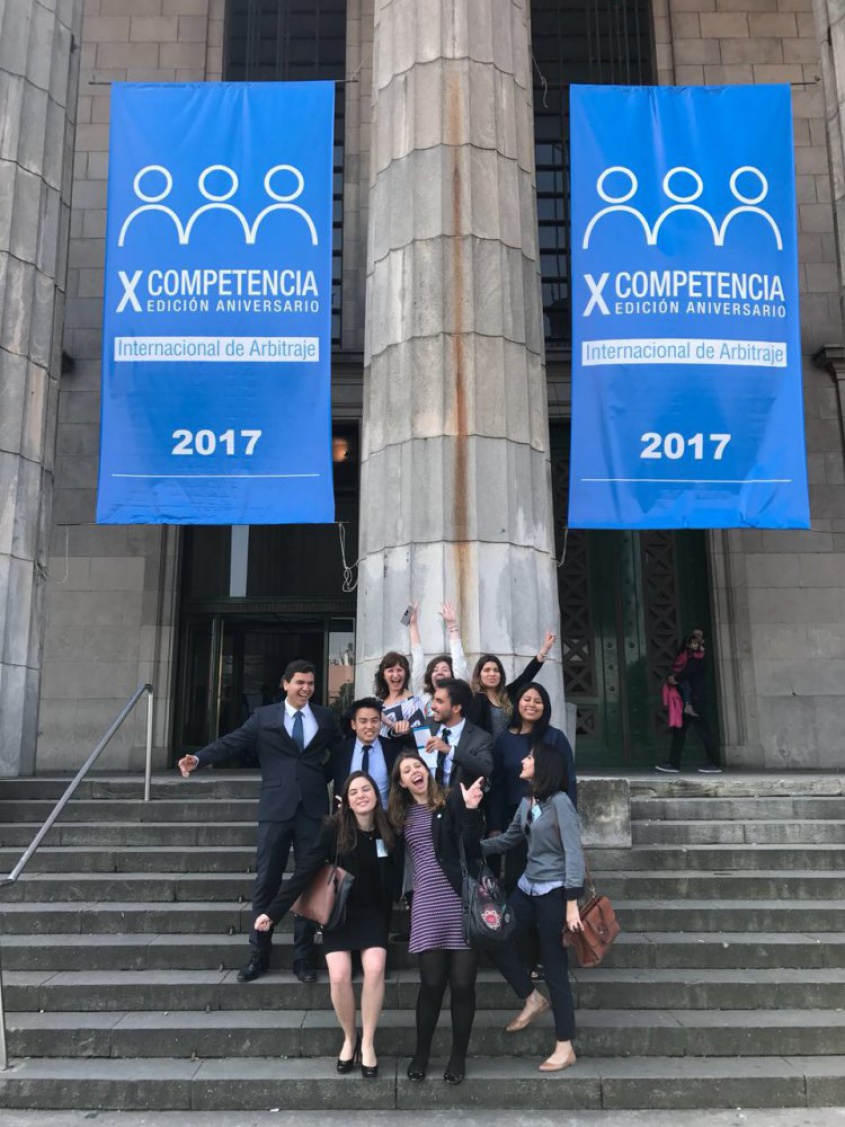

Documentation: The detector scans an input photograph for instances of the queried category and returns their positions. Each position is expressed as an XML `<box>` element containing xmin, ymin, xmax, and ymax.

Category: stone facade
<box><xmin>2</xmin><ymin>0</ymin><xmax>844</xmax><ymax>771</ymax></box>
<box><xmin>0</xmin><ymin>0</ymin><xmax>82</xmax><ymax>773</ymax></box>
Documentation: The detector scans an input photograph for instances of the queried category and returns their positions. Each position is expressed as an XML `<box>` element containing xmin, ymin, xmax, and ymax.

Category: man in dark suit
<box><xmin>425</xmin><ymin>678</ymin><xmax>493</xmax><ymax>787</ymax></box>
<box><xmin>178</xmin><ymin>659</ymin><xmax>341</xmax><ymax>984</ymax></box>
<box><xmin>328</xmin><ymin>697</ymin><xmax>414</xmax><ymax>806</ymax></box>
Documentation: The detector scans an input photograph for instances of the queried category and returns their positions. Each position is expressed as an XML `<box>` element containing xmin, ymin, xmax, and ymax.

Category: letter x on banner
<box><xmin>568</xmin><ymin>84</ymin><xmax>810</xmax><ymax>529</ymax></box>
<box><xmin>96</xmin><ymin>83</ymin><xmax>336</xmax><ymax>524</ymax></box>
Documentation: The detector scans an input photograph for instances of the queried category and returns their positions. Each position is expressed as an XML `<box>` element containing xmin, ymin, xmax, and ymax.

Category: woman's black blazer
<box><xmin>394</xmin><ymin>787</ymin><xmax>483</xmax><ymax>899</ymax></box>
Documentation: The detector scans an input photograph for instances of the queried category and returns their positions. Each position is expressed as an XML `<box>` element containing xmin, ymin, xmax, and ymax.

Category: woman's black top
<box><xmin>263</xmin><ymin>821</ymin><xmax>394</xmax><ymax>925</ymax></box>
<box><xmin>466</xmin><ymin>656</ymin><xmax>544</xmax><ymax>734</ymax></box>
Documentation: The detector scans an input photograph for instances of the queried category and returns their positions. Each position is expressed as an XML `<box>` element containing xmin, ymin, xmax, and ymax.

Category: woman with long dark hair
<box><xmin>489</xmin><ymin>681</ymin><xmax>577</xmax><ymax>836</ymax></box>
<box><xmin>388</xmin><ymin>751</ymin><xmax>485</xmax><ymax>1085</ymax></box>
<box><xmin>466</xmin><ymin>631</ymin><xmax>557</xmax><ymax>738</ymax></box>
<box><xmin>254</xmin><ymin>772</ymin><xmax>395</xmax><ymax>1077</ymax></box>
<box><xmin>482</xmin><ymin>742</ymin><xmax>585</xmax><ymax>1072</ymax></box>
<box><xmin>373</xmin><ymin>650</ymin><xmax>425</xmax><ymax>737</ymax></box>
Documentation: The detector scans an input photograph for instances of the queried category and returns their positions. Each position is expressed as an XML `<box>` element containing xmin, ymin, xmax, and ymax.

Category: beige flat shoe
<box><xmin>539</xmin><ymin>1049</ymin><xmax>577</xmax><ymax>1072</ymax></box>
<box><xmin>505</xmin><ymin>995</ymin><xmax>550</xmax><ymax>1032</ymax></box>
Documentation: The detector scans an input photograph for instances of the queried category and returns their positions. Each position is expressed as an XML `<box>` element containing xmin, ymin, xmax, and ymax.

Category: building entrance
<box><xmin>552</xmin><ymin>425</ymin><xmax>716</xmax><ymax>768</ymax></box>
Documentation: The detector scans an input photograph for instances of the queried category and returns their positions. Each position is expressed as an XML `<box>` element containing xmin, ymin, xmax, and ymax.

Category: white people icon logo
<box><xmin>582</xmin><ymin>165</ymin><xmax>783</xmax><ymax>251</ymax></box>
<box><xmin>117</xmin><ymin>163</ymin><xmax>319</xmax><ymax>247</ymax></box>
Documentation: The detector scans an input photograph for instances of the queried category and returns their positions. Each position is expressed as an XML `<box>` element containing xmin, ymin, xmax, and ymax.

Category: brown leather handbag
<box><xmin>291</xmin><ymin>862</ymin><xmax>354</xmax><ymax>931</ymax></box>
<box><xmin>563</xmin><ymin>886</ymin><xmax>621</xmax><ymax>968</ymax></box>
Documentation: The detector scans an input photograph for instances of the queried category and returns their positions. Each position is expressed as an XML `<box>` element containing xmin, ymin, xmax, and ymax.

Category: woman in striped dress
<box><xmin>388</xmin><ymin>752</ymin><xmax>485</xmax><ymax>1085</ymax></box>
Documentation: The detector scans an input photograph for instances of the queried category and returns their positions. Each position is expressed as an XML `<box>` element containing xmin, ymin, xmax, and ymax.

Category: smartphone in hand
<box><xmin>400</xmin><ymin>605</ymin><xmax>413</xmax><ymax>626</ymax></box>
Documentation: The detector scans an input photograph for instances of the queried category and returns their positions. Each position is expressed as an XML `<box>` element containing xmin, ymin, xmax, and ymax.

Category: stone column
<box><xmin>356</xmin><ymin>0</ymin><xmax>564</xmax><ymax>713</ymax></box>
<box><xmin>0</xmin><ymin>0</ymin><xmax>82</xmax><ymax>773</ymax></box>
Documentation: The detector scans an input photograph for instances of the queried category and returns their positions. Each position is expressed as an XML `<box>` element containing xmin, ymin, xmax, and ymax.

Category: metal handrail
<box><xmin>0</xmin><ymin>682</ymin><xmax>155</xmax><ymax>1070</ymax></box>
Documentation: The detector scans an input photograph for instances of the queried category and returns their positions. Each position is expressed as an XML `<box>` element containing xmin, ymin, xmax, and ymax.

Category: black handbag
<box><xmin>459</xmin><ymin>840</ymin><xmax>517</xmax><ymax>949</ymax></box>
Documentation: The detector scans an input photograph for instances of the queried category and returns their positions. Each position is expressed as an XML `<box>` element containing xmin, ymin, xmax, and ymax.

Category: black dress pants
<box><xmin>669</xmin><ymin>713</ymin><xmax>719</xmax><ymax>769</ymax></box>
<box><xmin>486</xmin><ymin>886</ymin><xmax>576</xmax><ymax>1041</ymax></box>
<box><xmin>250</xmin><ymin>808</ymin><xmax>323</xmax><ymax>964</ymax></box>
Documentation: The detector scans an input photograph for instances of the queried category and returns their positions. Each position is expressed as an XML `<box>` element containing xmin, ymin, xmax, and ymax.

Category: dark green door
<box><xmin>552</xmin><ymin>425</ymin><xmax>715</xmax><ymax>768</ymax></box>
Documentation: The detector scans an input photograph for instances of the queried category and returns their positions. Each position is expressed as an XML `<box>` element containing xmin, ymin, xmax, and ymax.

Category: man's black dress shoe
<box><xmin>293</xmin><ymin>961</ymin><xmax>317</xmax><ymax>984</ymax></box>
<box><xmin>237</xmin><ymin>954</ymin><xmax>268</xmax><ymax>983</ymax></box>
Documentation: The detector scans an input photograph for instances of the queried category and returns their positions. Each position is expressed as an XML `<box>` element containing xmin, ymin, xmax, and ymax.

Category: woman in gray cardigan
<box><xmin>482</xmin><ymin>742</ymin><xmax>585</xmax><ymax>1072</ymax></box>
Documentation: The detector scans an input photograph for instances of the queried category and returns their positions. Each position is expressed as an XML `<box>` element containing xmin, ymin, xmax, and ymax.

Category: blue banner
<box><xmin>96</xmin><ymin>82</ymin><xmax>336</xmax><ymax>524</ymax></box>
<box><xmin>568</xmin><ymin>84</ymin><xmax>809</xmax><ymax>529</ymax></box>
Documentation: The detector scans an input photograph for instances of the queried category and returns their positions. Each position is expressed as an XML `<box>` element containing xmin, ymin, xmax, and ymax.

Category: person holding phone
<box><xmin>408</xmin><ymin>601</ymin><xmax>469</xmax><ymax>717</ymax></box>
<box><xmin>482</xmin><ymin>742</ymin><xmax>585</xmax><ymax>1073</ymax></box>
<box><xmin>373</xmin><ymin>650</ymin><xmax>426</xmax><ymax>738</ymax></box>
<box><xmin>388</xmin><ymin>752</ymin><xmax>485</xmax><ymax>1085</ymax></box>
<box><xmin>254</xmin><ymin>772</ymin><xmax>395</xmax><ymax>1078</ymax></box>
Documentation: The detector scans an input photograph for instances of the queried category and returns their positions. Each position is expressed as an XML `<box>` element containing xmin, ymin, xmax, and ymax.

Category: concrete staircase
<box><xmin>0</xmin><ymin>772</ymin><xmax>843</xmax><ymax>1111</ymax></box>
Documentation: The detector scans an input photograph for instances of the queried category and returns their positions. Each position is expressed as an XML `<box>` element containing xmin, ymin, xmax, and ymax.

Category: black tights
<box><xmin>412</xmin><ymin>948</ymin><xmax>478</xmax><ymax>1070</ymax></box>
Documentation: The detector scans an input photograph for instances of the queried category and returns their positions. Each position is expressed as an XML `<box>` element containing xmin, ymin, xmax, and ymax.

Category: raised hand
<box><xmin>460</xmin><ymin>776</ymin><xmax>485</xmax><ymax>810</ymax></box>
<box><xmin>539</xmin><ymin>630</ymin><xmax>556</xmax><ymax>661</ymax></box>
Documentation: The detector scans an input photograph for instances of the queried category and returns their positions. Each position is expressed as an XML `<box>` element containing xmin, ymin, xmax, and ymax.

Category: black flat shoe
<box><xmin>443</xmin><ymin>1059</ymin><xmax>465</xmax><ymax>1085</ymax></box>
<box><xmin>293</xmin><ymin>960</ymin><xmax>317</xmax><ymax>984</ymax></box>
<box><xmin>407</xmin><ymin>1057</ymin><xmax>427</xmax><ymax>1081</ymax></box>
<box><xmin>337</xmin><ymin>1032</ymin><xmax>361</xmax><ymax>1074</ymax></box>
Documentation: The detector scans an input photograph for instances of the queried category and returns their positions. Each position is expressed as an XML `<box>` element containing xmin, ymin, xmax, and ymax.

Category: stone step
<box><xmin>0</xmin><ymin>847</ymin><xmax>258</xmax><ymax>874</ymax></box>
<box><xmin>6</xmin><ymin>1007</ymin><xmax>845</xmax><ymax>1060</ymax></box>
<box><xmin>4</xmin><ymin>842</ymin><xmax>843</xmax><ymax>875</ymax></box>
<box><xmin>0</xmin><ymin>900</ymin><xmax>406</xmax><ymax>935</ymax></box>
<box><xmin>630</xmin><ymin>796</ymin><xmax>843</xmax><ymax>822</ymax></box>
<box><xmin>0</xmin><ymin>823</ymin><xmax>258</xmax><ymax>849</ymax></box>
<box><xmin>0</xmin><ymin>776</ymin><xmax>264</xmax><ymax>802</ymax></box>
<box><xmin>633</xmin><ymin>819</ymin><xmax>845</xmax><ymax>845</ymax></box>
<box><xmin>2</xmin><ymin>897</ymin><xmax>842</xmax><ymax>936</ymax></box>
<box><xmin>627</xmin><ymin>774</ymin><xmax>845</xmax><ymax>800</ymax></box>
<box><xmin>4</xmin><ymin>930</ymin><xmax>843</xmax><ymax>973</ymax></box>
<box><xmin>4</xmin><ymin>867</ymin><xmax>844</xmax><ymax>904</ymax></box>
<box><xmin>593</xmin><ymin>844</ymin><xmax>845</xmax><ymax>870</ymax></box>
<box><xmin>0</xmin><ymin>1055</ymin><xmax>840</xmax><ymax>1111</ymax></box>
<box><xmin>4</xmin><ymin>967</ymin><xmax>844</xmax><ymax>1014</ymax></box>
<box><xmin>0</xmin><ymin>800</ymin><xmax>259</xmax><ymax>824</ymax></box>
<box><xmin>592</xmin><ymin>870</ymin><xmax>845</xmax><ymax>900</ymax></box>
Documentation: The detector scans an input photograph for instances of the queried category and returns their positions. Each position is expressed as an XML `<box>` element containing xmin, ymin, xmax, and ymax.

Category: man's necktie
<box><xmin>435</xmin><ymin>728</ymin><xmax>450</xmax><ymax>786</ymax></box>
<box><xmin>292</xmin><ymin>710</ymin><xmax>305</xmax><ymax>751</ymax></box>
<box><xmin>361</xmin><ymin>744</ymin><xmax>372</xmax><ymax>775</ymax></box>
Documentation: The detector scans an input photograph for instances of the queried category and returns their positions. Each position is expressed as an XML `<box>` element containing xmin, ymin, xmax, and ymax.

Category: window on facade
<box><xmin>224</xmin><ymin>0</ymin><xmax>346</xmax><ymax>344</ymax></box>
<box><xmin>531</xmin><ymin>0</ymin><xmax>652</xmax><ymax>345</ymax></box>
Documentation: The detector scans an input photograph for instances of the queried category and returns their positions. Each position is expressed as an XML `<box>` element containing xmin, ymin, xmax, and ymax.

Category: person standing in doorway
<box><xmin>655</xmin><ymin>632</ymin><xmax>721</xmax><ymax>774</ymax></box>
<box><xmin>178</xmin><ymin>659</ymin><xmax>342</xmax><ymax>983</ymax></box>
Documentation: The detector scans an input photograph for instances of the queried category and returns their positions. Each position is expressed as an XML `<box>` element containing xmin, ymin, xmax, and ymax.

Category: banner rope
<box><xmin>338</xmin><ymin>521</ymin><xmax>360</xmax><ymax>593</ymax></box>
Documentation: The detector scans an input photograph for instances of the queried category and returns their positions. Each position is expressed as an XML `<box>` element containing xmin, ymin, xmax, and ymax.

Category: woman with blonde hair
<box><xmin>388</xmin><ymin>751</ymin><xmax>485</xmax><ymax>1085</ymax></box>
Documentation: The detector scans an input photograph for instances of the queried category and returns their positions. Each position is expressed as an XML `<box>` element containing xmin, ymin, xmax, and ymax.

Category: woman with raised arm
<box><xmin>373</xmin><ymin>650</ymin><xmax>426</xmax><ymax>738</ymax></box>
<box><xmin>388</xmin><ymin>751</ymin><xmax>485</xmax><ymax>1085</ymax></box>
<box><xmin>466</xmin><ymin>630</ymin><xmax>557</xmax><ymax>738</ymax></box>
<box><xmin>253</xmin><ymin>772</ymin><xmax>394</xmax><ymax>1078</ymax></box>
<box><xmin>483</xmin><ymin>742</ymin><xmax>585</xmax><ymax>1072</ymax></box>
<box><xmin>409</xmin><ymin>601</ymin><xmax>470</xmax><ymax>718</ymax></box>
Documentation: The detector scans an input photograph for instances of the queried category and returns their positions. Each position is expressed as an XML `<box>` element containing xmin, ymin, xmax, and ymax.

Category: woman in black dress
<box><xmin>254</xmin><ymin>772</ymin><xmax>395</xmax><ymax>1077</ymax></box>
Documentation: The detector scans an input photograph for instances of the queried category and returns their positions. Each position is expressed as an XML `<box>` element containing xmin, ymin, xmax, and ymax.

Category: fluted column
<box><xmin>0</xmin><ymin>0</ymin><xmax>82</xmax><ymax>773</ymax></box>
<box><xmin>356</xmin><ymin>0</ymin><xmax>564</xmax><ymax>712</ymax></box>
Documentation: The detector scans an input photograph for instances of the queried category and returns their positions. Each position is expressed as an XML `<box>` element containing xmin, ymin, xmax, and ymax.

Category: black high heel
<box><xmin>337</xmin><ymin>1031</ymin><xmax>360</xmax><ymax>1074</ymax></box>
<box><xmin>361</xmin><ymin>1058</ymin><xmax>379</xmax><ymax>1079</ymax></box>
